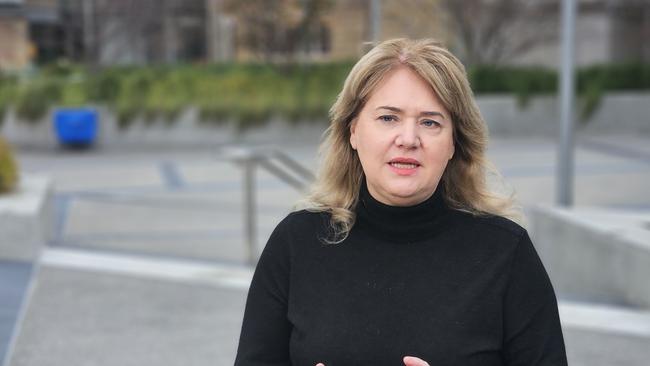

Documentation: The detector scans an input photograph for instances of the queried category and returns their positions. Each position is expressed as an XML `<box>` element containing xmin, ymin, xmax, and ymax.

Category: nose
<box><xmin>395</xmin><ymin>121</ymin><xmax>420</xmax><ymax>148</ymax></box>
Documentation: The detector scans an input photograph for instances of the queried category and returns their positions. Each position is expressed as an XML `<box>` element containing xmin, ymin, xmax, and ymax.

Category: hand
<box><xmin>403</xmin><ymin>356</ymin><xmax>430</xmax><ymax>366</ymax></box>
<box><xmin>315</xmin><ymin>356</ymin><xmax>430</xmax><ymax>366</ymax></box>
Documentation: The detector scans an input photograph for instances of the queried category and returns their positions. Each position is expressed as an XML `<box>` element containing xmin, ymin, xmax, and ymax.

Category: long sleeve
<box><xmin>234</xmin><ymin>217</ymin><xmax>293</xmax><ymax>366</ymax></box>
<box><xmin>501</xmin><ymin>231</ymin><xmax>568</xmax><ymax>366</ymax></box>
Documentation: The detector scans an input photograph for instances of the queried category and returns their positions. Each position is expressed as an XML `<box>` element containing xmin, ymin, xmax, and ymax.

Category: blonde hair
<box><xmin>298</xmin><ymin>38</ymin><xmax>524</xmax><ymax>243</ymax></box>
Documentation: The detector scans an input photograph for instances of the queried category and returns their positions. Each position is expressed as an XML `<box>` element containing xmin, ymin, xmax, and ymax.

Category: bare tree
<box><xmin>609</xmin><ymin>0</ymin><xmax>650</xmax><ymax>62</ymax></box>
<box><xmin>383</xmin><ymin>0</ymin><xmax>441</xmax><ymax>40</ymax></box>
<box><xmin>223</xmin><ymin>0</ymin><xmax>333</xmax><ymax>62</ymax></box>
<box><xmin>439</xmin><ymin>0</ymin><xmax>559</xmax><ymax>66</ymax></box>
<box><xmin>80</xmin><ymin>0</ymin><xmax>206</xmax><ymax>66</ymax></box>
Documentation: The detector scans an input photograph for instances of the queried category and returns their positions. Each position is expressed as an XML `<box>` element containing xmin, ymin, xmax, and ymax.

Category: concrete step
<box><xmin>3</xmin><ymin>248</ymin><xmax>649</xmax><ymax>366</ymax></box>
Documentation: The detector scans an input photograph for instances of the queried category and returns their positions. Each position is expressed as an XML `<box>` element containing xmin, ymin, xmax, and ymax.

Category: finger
<box><xmin>403</xmin><ymin>356</ymin><xmax>430</xmax><ymax>366</ymax></box>
<box><xmin>315</xmin><ymin>363</ymin><xmax>325</xmax><ymax>366</ymax></box>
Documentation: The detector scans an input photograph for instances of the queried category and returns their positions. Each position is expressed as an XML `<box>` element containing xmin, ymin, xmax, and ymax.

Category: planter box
<box><xmin>2</xmin><ymin>92</ymin><xmax>649</xmax><ymax>148</ymax></box>
<box><xmin>53</xmin><ymin>108</ymin><xmax>98</xmax><ymax>146</ymax></box>
<box><xmin>0</xmin><ymin>174</ymin><xmax>53</xmax><ymax>262</ymax></box>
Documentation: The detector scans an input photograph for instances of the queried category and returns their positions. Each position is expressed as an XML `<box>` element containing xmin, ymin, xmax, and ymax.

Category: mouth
<box><xmin>388</xmin><ymin>158</ymin><xmax>421</xmax><ymax>169</ymax></box>
<box><xmin>387</xmin><ymin>158</ymin><xmax>421</xmax><ymax>175</ymax></box>
<box><xmin>388</xmin><ymin>162</ymin><xmax>420</xmax><ymax>169</ymax></box>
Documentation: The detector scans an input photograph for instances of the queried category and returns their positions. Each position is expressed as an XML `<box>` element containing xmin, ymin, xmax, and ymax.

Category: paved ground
<box><xmin>0</xmin><ymin>261</ymin><xmax>32</xmax><ymax>364</ymax></box>
<box><xmin>1</xmin><ymin>133</ymin><xmax>650</xmax><ymax>365</ymax></box>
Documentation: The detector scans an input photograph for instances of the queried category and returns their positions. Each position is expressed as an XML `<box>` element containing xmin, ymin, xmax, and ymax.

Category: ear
<box><xmin>448</xmin><ymin>130</ymin><xmax>456</xmax><ymax>160</ymax></box>
<box><xmin>349</xmin><ymin>118</ymin><xmax>358</xmax><ymax>150</ymax></box>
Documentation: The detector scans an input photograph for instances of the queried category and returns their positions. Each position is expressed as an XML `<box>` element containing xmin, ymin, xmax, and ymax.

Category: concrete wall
<box><xmin>0</xmin><ymin>107</ymin><xmax>329</xmax><ymax>150</ymax></box>
<box><xmin>477</xmin><ymin>92</ymin><xmax>650</xmax><ymax>137</ymax></box>
<box><xmin>2</xmin><ymin>92</ymin><xmax>649</xmax><ymax>149</ymax></box>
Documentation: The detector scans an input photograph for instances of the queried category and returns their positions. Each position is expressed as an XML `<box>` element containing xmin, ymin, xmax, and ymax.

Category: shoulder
<box><xmin>448</xmin><ymin>210</ymin><xmax>538</xmax><ymax>272</ymax></box>
<box><xmin>269</xmin><ymin>209</ymin><xmax>332</xmax><ymax>243</ymax></box>
<box><xmin>474</xmin><ymin>212</ymin><xmax>527</xmax><ymax>238</ymax></box>
<box><xmin>259</xmin><ymin>209</ymin><xmax>328</xmax><ymax>262</ymax></box>
<box><xmin>277</xmin><ymin>209</ymin><xmax>331</xmax><ymax>230</ymax></box>
<box><xmin>449</xmin><ymin>208</ymin><xmax>527</xmax><ymax>242</ymax></box>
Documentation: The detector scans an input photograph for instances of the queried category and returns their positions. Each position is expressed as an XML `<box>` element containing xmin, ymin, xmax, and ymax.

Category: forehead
<box><xmin>365</xmin><ymin>66</ymin><xmax>445</xmax><ymax>112</ymax></box>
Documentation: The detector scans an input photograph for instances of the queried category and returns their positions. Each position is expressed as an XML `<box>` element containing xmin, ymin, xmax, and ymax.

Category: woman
<box><xmin>234</xmin><ymin>38</ymin><xmax>567</xmax><ymax>366</ymax></box>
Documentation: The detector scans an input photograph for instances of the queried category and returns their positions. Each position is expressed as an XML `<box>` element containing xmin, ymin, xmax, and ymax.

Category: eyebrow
<box><xmin>376</xmin><ymin>105</ymin><xmax>445</xmax><ymax>119</ymax></box>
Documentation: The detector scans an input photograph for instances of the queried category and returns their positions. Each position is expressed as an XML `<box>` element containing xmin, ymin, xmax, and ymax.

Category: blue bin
<box><xmin>54</xmin><ymin>108</ymin><xmax>98</xmax><ymax>146</ymax></box>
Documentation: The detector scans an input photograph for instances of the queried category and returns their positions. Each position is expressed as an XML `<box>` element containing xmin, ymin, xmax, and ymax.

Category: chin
<box><xmin>390</xmin><ymin>188</ymin><xmax>418</xmax><ymax>198</ymax></box>
<box><xmin>386</xmin><ymin>180</ymin><xmax>420</xmax><ymax>195</ymax></box>
<box><xmin>386</xmin><ymin>187</ymin><xmax>423</xmax><ymax>203</ymax></box>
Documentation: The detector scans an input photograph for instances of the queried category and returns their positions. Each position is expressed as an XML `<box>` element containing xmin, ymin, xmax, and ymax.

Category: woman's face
<box><xmin>350</xmin><ymin>65</ymin><xmax>455</xmax><ymax>206</ymax></box>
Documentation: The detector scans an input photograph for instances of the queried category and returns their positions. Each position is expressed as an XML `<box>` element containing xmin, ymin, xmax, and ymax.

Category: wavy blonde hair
<box><xmin>299</xmin><ymin>38</ymin><xmax>524</xmax><ymax>243</ymax></box>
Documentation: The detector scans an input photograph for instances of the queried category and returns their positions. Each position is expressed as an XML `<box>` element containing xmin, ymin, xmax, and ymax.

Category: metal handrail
<box><xmin>216</xmin><ymin>145</ymin><xmax>315</xmax><ymax>264</ymax></box>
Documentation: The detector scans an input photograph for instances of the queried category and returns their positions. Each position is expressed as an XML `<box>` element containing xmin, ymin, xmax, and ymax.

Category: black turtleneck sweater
<box><xmin>234</xmin><ymin>182</ymin><xmax>568</xmax><ymax>366</ymax></box>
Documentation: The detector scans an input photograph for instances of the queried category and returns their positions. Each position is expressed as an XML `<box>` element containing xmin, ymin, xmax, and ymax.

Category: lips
<box><xmin>388</xmin><ymin>157</ymin><xmax>421</xmax><ymax>168</ymax></box>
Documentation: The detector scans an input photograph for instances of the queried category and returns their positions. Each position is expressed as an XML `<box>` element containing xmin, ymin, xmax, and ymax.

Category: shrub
<box><xmin>15</xmin><ymin>79</ymin><xmax>62</xmax><ymax>123</ymax></box>
<box><xmin>0</xmin><ymin>74</ymin><xmax>18</xmax><ymax>125</ymax></box>
<box><xmin>2</xmin><ymin>61</ymin><xmax>649</xmax><ymax>128</ymax></box>
<box><xmin>0</xmin><ymin>136</ymin><xmax>19</xmax><ymax>194</ymax></box>
<box><xmin>114</xmin><ymin>69</ymin><xmax>157</xmax><ymax>128</ymax></box>
<box><xmin>60</xmin><ymin>79</ymin><xmax>89</xmax><ymax>107</ymax></box>
<box><xmin>578</xmin><ymin>62</ymin><xmax>650</xmax><ymax>91</ymax></box>
<box><xmin>86</xmin><ymin>68</ymin><xmax>122</xmax><ymax>103</ymax></box>
<box><xmin>468</xmin><ymin>65</ymin><xmax>557</xmax><ymax>107</ymax></box>
<box><xmin>577</xmin><ymin>63</ymin><xmax>650</xmax><ymax>121</ymax></box>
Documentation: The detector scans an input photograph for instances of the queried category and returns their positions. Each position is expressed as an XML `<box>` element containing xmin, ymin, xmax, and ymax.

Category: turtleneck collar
<box><xmin>354</xmin><ymin>178</ymin><xmax>452</xmax><ymax>244</ymax></box>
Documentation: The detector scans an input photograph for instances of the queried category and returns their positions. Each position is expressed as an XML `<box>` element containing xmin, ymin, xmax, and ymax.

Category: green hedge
<box><xmin>1</xmin><ymin>61</ymin><xmax>649</xmax><ymax>129</ymax></box>
<box><xmin>0</xmin><ymin>135</ymin><xmax>19</xmax><ymax>194</ymax></box>
<box><xmin>576</xmin><ymin>63</ymin><xmax>650</xmax><ymax>120</ymax></box>
<box><xmin>469</xmin><ymin>63</ymin><xmax>650</xmax><ymax>120</ymax></box>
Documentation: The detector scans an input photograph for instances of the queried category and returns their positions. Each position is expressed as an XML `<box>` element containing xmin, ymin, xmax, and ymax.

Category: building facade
<box><xmin>512</xmin><ymin>0</ymin><xmax>650</xmax><ymax>67</ymax></box>
<box><xmin>0</xmin><ymin>0</ymin><xmax>61</xmax><ymax>70</ymax></box>
<box><xmin>0</xmin><ymin>0</ymin><xmax>648</xmax><ymax>70</ymax></box>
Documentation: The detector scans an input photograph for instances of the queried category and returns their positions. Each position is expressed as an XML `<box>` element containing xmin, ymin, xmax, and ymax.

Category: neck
<box><xmin>366</xmin><ymin>184</ymin><xmax>436</xmax><ymax>207</ymax></box>
<box><xmin>354</xmin><ymin>179</ymin><xmax>452</xmax><ymax>244</ymax></box>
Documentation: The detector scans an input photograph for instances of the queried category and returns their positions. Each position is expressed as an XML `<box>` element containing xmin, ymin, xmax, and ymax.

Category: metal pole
<box><xmin>82</xmin><ymin>0</ymin><xmax>95</xmax><ymax>65</ymax></box>
<box><xmin>557</xmin><ymin>0</ymin><xmax>577</xmax><ymax>206</ymax></box>
<box><xmin>370</xmin><ymin>0</ymin><xmax>382</xmax><ymax>43</ymax></box>
<box><xmin>243</xmin><ymin>158</ymin><xmax>257</xmax><ymax>265</ymax></box>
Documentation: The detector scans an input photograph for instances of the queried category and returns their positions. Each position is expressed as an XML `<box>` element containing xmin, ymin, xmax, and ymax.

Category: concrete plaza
<box><xmin>2</xmin><ymin>133</ymin><xmax>650</xmax><ymax>365</ymax></box>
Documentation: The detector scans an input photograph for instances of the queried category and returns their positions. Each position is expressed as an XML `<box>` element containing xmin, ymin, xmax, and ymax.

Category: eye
<box><xmin>378</xmin><ymin>115</ymin><xmax>397</xmax><ymax>123</ymax></box>
<box><xmin>422</xmin><ymin>119</ymin><xmax>440</xmax><ymax>128</ymax></box>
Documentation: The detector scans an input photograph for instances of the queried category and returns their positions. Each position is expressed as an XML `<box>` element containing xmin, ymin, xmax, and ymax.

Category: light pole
<box><xmin>557</xmin><ymin>0</ymin><xmax>577</xmax><ymax>206</ymax></box>
<box><xmin>370</xmin><ymin>0</ymin><xmax>382</xmax><ymax>44</ymax></box>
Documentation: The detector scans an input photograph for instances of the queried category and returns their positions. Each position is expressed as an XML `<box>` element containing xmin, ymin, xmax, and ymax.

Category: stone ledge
<box><xmin>559</xmin><ymin>300</ymin><xmax>650</xmax><ymax>338</ymax></box>
<box><xmin>529</xmin><ymin>204</ymin><xmax>650</xmax><ymax>309</ymax></box>
<box><xmin>0</xmin><ymin>175</ymin><xmax>53</xmax><ymax>262</ymax></box>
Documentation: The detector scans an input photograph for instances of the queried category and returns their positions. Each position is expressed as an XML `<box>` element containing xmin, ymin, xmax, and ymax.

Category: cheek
<box><xmin>442</xmin><ymin>135</ymin><xmax>455</xmax><ymax>159</ymax></box>
<box><xmin>423</xmin><ymin>138</ymin><xmax>454</xmax><ymax>166</ymax></box>
<box><xmin>356</xmin><ymin>146</ymin><xmax>376</xmax><ymax>170</ymax></box>
<box><xmin>434</xmin><ymin>131</ymin><xmax>454</xmax><ymax>153</ymax></box>
<box><xmin>357</xmin><ymin>135</ymin><xmax>391</xmax><ymax>163</ymax></box>
<box><xmin>356</xmin><ymin>142</ymin><xmax>389</xmax><ymax>174</ymax></box>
